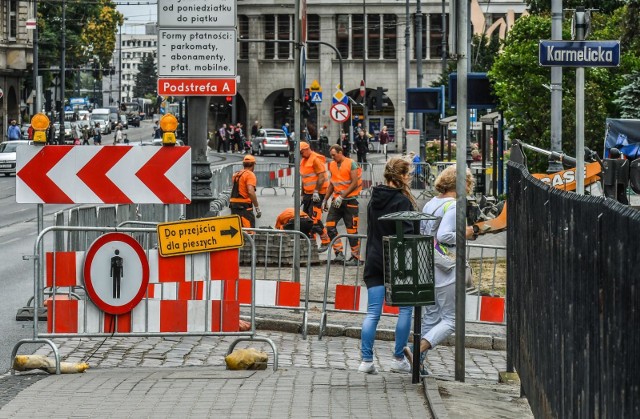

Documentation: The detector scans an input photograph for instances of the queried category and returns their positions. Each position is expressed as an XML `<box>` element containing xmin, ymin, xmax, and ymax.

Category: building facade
<box><xmin>228</xmin><ymin>0</ymin><xmax>527</xmax><ymax>141</ymax></box>
<box><xmin>113</xmin><ymin>0</ymin><xmax>527</xmax><ymax>141</ymax></box>
<box><xmin>103</xmin><ymin>23</ymin><xmax>157</xmax><ymax>107</ymax></box>
<box><xmin>0</xmin><ymin>0</ymin><xmax>33</xmax><ymax>136</ymax></box>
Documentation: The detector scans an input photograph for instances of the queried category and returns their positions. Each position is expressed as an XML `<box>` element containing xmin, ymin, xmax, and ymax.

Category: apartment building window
<box><xmin>383</xmin><ymin>14</ymin><xmax>397</xmax><ymax>59</ymax></box>
<box><xmin>336</xmin><ymin>15</ymin><xmax>350</xmax><ymax>59</ymax></box>
<box><xmin>336</xmin><ymin>14</ymin><xmax>396</xmax><ymax>60</ymax></box>
<box><xmin>429</xmin><ymin>14</ymin><xmax>448</xmax><ymax>59</ymax></box>
<box><xmin>8</xmin><ymin>0</ymin><xmax>18</xmax><ymax>41</ymax></box>
<box><xmin>265</xmin><ymin>15</ymin><xmax>293</xmax><ymax>59</ymax></box>
<box><xmin>413</xmin><ymin>14</ymin><xmax>448</xmax><ymax>59</ymax></box>
<box><xmin>352</xmin><ymin>15</ymin><xmax>364</xmax><ymax>59</ymax></box>
<box><xmin>367</xmin><ymin>15</ymin><xmax>379</xmax><ymax>60</ymax></box>
<box><xmin>238</xmin><ymin>15</ymin><xmax>249</xmax><ymax>59</ymax></box>
<box><xmin>307</xmin><ymin>15</ymin><xmax>320</xmax><ymax>59</ymax></box>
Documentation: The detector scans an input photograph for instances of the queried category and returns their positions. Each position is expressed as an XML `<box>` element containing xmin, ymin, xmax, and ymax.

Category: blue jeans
<box><xmin>361</xmin><ymin>285</ymin><xmax>413</xmax><ymax>361</ymax></box>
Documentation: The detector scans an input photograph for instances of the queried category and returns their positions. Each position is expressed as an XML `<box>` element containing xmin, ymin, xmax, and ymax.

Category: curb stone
<box><xmin>248</xmin><ymin>316</ymin><xmax>500</xmax><ymax>349</ymax></box>
<box><xmin>424</xmin><ymin>376</ymin><xmax>450</xmax><ymax>419</ymax></box>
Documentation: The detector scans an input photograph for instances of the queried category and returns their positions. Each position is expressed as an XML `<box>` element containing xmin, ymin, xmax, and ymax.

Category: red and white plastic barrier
<box><xmin>238</xmin><ymin>278</ymin><xmax>301</xmax><ymax>308</ymax></box>
<box><xmin>45</xmin><ymin>248</ymin><xmax>240</xmax><ymax>287</ymax></box>
<box><xmin>333</xmin><ymin>284</ymin><xmax>399</xmax><ymax>315</ymax></box>
<box><xmin>45</xmin><ymin>297</ymin><xmax>240</xmax><ymax>333</ymax></box>
<box><xmin>45</xmin><ymin>248</ymin><xmax>242</xmax><ymax>333</ymax></box>
<box><xmin>465</xmin><ymin>295</ymin><xmax>506</xmax><ymax>323</ymax></box>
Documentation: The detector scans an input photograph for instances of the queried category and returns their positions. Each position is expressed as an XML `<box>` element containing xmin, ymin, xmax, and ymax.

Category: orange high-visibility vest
<box><xmin>230</xmin><ymin>170</ymin><xmax>255</xmax><ymax>205</ymax></box>
<box><xmin>275</xmin><ymin>208</ymin><xmax>310</xmax><ymax>230</ymax></box>
<box><xmin>329</xmin><ymin>157</ymin><xmax>362</xmax><ymax>198</ymax></box>
<box><xmin>300</xmin><ymin>151</ymin><xmax>329</xmax><ymax>194</ymax></box>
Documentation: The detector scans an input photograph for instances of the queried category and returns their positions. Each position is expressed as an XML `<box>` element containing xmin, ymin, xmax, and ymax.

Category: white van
<box><xmin>90</xmin><ymin>108</ymin><xmax>112</xmax><ymax>134</ymax></box>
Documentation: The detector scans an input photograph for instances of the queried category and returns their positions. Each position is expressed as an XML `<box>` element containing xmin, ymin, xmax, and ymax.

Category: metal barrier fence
<box><xmin>318</xmin><ymin>236</ymin><xmax>507</xmax><ymax>339</ymax></box>
<box><xmin>241</xmin><ymin>228</ymin><xmax>313</xmax><ymax>339</ymax></box>
<box><xmin>318</xmin><ymin>233</ymin><xmax>380</xmax><ymax>340</ymax></box>
<box><xmin>11</xmin><ymin>226</ymin><xmax>278</xmax><ymax>374</ymax></box>
<box><xmin>507</xmin><ymin>161</ymin><xmax>640</xmax><ymax>418</ymax></box>
<box><xmin>465</xmin><ymin>243</ymin><xmax>507</xmax><ymax>324</ymax></box>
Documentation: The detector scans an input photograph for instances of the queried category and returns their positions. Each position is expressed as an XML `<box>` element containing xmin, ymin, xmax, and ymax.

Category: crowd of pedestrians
<box><xmin>216</xmin><ymin>122</ymin><xmax>250</xmax><ymax>154</ymax></box>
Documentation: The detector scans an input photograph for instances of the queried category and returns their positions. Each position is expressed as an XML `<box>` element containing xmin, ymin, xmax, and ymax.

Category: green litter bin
<box><xmin>379</xmin><ymin>211</ymin><xmax>438</xmax><ymax>307</ymax></box>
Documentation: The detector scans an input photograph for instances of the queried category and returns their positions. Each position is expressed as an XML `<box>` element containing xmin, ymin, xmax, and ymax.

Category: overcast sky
<box><xmin>118</xmin><ymin>3</ymin><xmax>157</xmax><ymax>34</ymax></box>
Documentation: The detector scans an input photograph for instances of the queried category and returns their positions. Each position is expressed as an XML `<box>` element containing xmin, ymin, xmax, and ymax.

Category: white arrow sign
<box><xmin>16</xmin><ymin>145</ymin><xmax>192</xmax><ymax>204</ymax></box>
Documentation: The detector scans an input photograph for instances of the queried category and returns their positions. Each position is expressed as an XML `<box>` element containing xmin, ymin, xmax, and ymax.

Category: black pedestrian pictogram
<box><xmin>111</xmin><ymin>249</ymin><xmax>124</xmax><ymax>299</ymax></box>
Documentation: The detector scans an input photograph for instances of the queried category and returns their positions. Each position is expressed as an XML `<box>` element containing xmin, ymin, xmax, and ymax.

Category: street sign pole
<box><xmin>574</xmin><ymin>7</ymin><xmax>587</xmax><ymax>195</ymax></box>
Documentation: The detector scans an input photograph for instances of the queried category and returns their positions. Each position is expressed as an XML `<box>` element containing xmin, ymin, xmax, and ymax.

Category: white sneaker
<box><xmin>358</xmin><ymin>361</ymin><xmax>378</xmax><ymax>375</ymax></box>
<box><xmin>390</xmin><ymin>357</ymin><xmax>411</xmax><ymax>374</ymax></box>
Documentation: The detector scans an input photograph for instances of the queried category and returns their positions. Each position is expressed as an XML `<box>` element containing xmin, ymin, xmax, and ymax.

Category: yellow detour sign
<box><xmin>157</xmin><ymin>215</ymin><xmax>244</xmax><ymax>257</ymax></box>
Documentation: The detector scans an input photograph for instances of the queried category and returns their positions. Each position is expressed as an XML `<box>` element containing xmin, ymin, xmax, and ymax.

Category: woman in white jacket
<box><xmin>405</xmin><ymin>165</ymin><xmax>475</xmax><ymax>374</ymax></box>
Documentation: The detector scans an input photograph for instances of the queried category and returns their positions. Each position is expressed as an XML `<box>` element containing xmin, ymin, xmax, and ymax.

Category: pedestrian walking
<box><xmin>359</xmin><ymin>157</ymin><xmax>418</xmax><ymax>375</ymax></box>
<box><xmin>251</xmin><ymin>120</ymin><xmax>259</xmax><ymax>139</ymax></box>
<box><xmin>227</xmin><ymin>124</ymin><xmax>236</xmax><ymax>153</ymax></box>
<box><xmin>81</xmin><ymin>124</ymin><xmax>90</xmax><ymax>145</ymax></box>
<box><xmin>338</xmin><ymin>131</ymin><xmax>350</xmax><ymax>157</ymax></box>
<box><xmin>323</xmin><ymin>144</ymin><xmax>363</xmax><ymax>265</ymax></box>
<box><xmin>379</xmin><ymin>126</ymin><xmax>389</xmax><ymax>155</ymax></box>
<box><xmin>299</xmin><ymin>141</ymin><xmax>331</xmax><ymax>252</ymax></box>
<box><xmin>355</xmin><ymin>128</ymin><xmax>368</xmax><ymax>164</ymax></box>
<box><xmin>7</xmin><ymin>119</ymin><xmax>20</xmax><ymax>141</ymax></box>
<box><xmin>153</xmin><ymin>121</ymin><xmax>162</xmax><ymax>139</ymax></box>
<box><xmin>229</xmin><ymin>155</ymin><xmax>261</xmax><ymax>229</ymax></box>
<box><xmin>93</xmin><ymin>124</ymin><xmax>102</xmax><ymax>145</ymax></box>
<box><xmin>404</xmin><ymin>165</ymin><xmax>475</xmax><ymax>374</ymax></box>
<box><xmin>114</xmin><ymin>126</ymin><xmax>123</xmax><ymax>145</ymax></box>
<box><xmin>217</xmin><ymin>123</ymin><xmax>228</xmax><ymax>153</ymax></box>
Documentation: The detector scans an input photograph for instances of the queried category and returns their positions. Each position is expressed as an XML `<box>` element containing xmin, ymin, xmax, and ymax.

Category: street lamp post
<box><xmin>59</xmin><ymin>0</ymin><xmax>66</xmax><ymax>140</ymax></box>
<box><xmin>118</xmin><ymin>20</ymin><xmax>125</xmax><ymax>107</ymax></box>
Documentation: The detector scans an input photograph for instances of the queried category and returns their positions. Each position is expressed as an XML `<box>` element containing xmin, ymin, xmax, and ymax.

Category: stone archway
<box><xmin>263</xmin><ymin>88</ymin><xmax>318</xmax><ymax>138</ymax></box>
<box><xmin>344</xmin><ymin>88</ymin><xmax>396</xmax><ymax>142</ymax></box>
<box><xmin>208</xmin><ymin>94</ymin><xmax>247</xmax><ymax>133</ymax></box>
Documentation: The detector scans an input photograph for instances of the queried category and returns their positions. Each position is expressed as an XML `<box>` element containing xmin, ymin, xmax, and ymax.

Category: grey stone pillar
<box><xmin>185</xmin><ymin>96</ymin><xmax>214</xmax><ymax>219</ymax></box>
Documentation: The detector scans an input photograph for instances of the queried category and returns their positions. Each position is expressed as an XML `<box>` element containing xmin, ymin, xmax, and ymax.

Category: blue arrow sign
<box><xmin>310</xmin><ymin>91</ymin><xmax>322</xmax><ymax>103</ymax></box>
<box><xmin>539</xmin><ymin>40</ymin><xmax>620</xmax><ymax>67</ymax></box>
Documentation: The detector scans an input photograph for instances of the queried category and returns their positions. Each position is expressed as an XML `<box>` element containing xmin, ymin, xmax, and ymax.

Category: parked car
<box><xmin>0</xmin><ymin>140</ymin><xmax>32</xmax><ymax>176</ymax></box>
<box><xmin>63</xmin><ymin>122</ymin><xmax>73</xmax><ymax>144</ymax></box>
<box><xmin>21</xmin><ymin>124</ymin><xmax>31</xmax><ymax>140</ymax></box>
<box><xmin>151</xmin><ymin>139</ymin><xmax>185</xmax><ymax>146</ymax></box>
<box><xmin>251</xmin><ymin>128</ymin><xmax>289</xmax><ymax>156</ymax></box>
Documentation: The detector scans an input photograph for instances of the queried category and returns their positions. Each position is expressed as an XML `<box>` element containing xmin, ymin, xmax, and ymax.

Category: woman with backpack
<box><xmin>358</xmin><ymin>157</ymin><xmax>418</xmax><ymax>375</ymax></box>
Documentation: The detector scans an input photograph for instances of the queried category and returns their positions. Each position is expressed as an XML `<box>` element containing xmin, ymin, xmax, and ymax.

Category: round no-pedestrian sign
<box><xmin>83</xmin><ymin>233</ymin><xmax>149</xmax><ymax>315</ymax></box>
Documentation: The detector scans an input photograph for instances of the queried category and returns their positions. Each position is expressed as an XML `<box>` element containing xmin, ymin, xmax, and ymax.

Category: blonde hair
<box><xmin>434</xmin><ymin>165</ymin><xmax>475</xmax><ymax>195</ymax></box>
<box><xmin>384</xmin><ymin>157</ymin><xmax>417</xmax><ymax>209</ymax></box>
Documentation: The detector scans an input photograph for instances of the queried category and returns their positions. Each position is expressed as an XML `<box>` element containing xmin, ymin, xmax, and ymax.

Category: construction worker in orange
<box><xmin>229</xmin><ymin>155</ymin><xmax>261</xmax><ymax>229</ymax></box>
<box><xmin>275</xmin><ymin>208</ymin><xmax>314</xmax><ymax>237</ymax></box>
<box><xmin>299</xmin><ymin>141</ymin><xmax>332</xmax><ymax>252</ymax></box>
<box><xmin>323</xmin><ymin>144</ymin><xmax>363</xmax><ymax>266</ymax></box>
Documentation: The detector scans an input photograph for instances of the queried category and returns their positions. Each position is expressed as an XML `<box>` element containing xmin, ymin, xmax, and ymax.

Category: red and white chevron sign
<box><xmin>16</xmin><ymin>145</ymin><xmax>192</xmax><ymax>204</ymax></box>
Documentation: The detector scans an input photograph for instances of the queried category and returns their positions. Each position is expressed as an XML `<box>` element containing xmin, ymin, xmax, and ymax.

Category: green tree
<box><xmin>489</xmin><ymin>12</ymin><xmax>640</xmax><ymax>172</ymax></box>
<box><xmin>133</xmin><ymin>53</ymin><xmax>157</xmax><ymax>98</ymax></box>
<box><xmin>37</xmin><ymin>0</ymin><xmax>122</xmax><ymax>89</ymax></box>
<box><xmin>526</xmin><ymin>0</ymin><xmax>625</xmax><ymax>15</ymax></box>
<box><xmin>613</xmin><ymin>71</ymin><xmax>640</xmax><ymax>118</ymax></box>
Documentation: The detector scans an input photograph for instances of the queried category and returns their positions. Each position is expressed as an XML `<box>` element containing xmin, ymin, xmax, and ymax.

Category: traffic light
<box><xmin>304</xmin><ymin>88</ymin><xmax>310</xmax><ymax>103</ymax></box>
<box><xmin>44</xmin><ymin>90</ymin><xmax>52</xmax><ymax>112</ymax></box>
<box><xmin>375</xmin><ymin>87</ymin><xmax>388</xmax><ymax>111</ymax></box>
<box><xmin>92</xmin><ymin>61</ymin><xmax>100</xmax><ymax>79</ymax></box>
